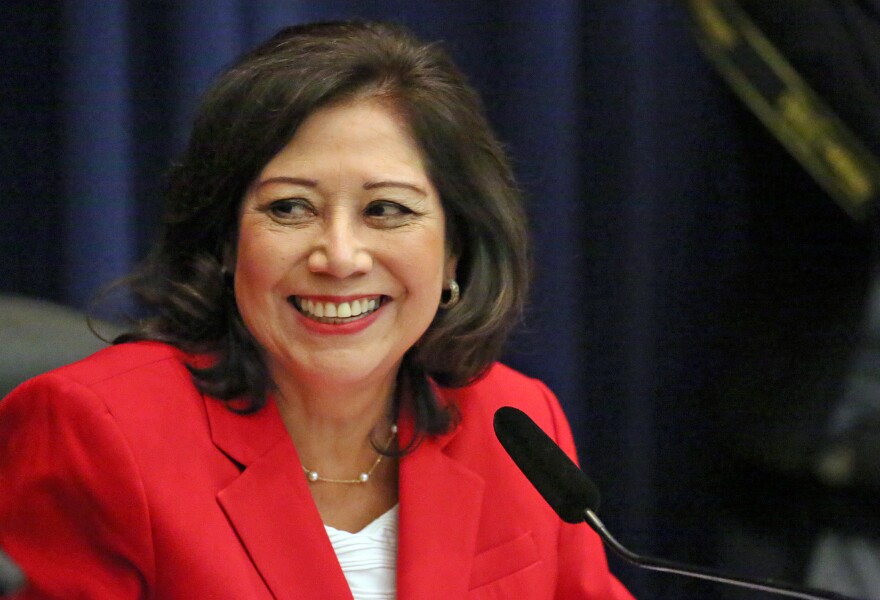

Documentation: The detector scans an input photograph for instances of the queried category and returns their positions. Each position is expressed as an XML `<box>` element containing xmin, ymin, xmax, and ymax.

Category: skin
<box><xmin>234</xmin><ymin>98</ymin><xmax>457</xmax><ymax>531</ymax></box>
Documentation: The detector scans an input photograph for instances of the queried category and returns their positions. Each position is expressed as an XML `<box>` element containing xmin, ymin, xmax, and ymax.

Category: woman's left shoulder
<box><xmin>463</xmin><ymin>362</ymin><xmax>552</xmax><ymax>396</ymax></box>
<box><xmin>439</xmin><ymin>362</ymin><xmax>563</xmax><ymax>433</ymax></box>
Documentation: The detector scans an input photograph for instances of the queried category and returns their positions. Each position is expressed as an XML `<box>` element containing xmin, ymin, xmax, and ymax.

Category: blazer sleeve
<box><xmin>532</xmin><ymin>379</ymin><xmax>635</xmax><ymax>600</ymax></box>
<box><xmin>0</xmin><ymin>374</ymin><xmax>154</xmax><ymax>599</ymax></box>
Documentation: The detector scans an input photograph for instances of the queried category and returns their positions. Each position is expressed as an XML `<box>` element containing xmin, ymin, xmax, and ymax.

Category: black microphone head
<box><xmin>494</xmin><ymin>406</ymin><xmax>600</xmax><ymax>523</ymax></box>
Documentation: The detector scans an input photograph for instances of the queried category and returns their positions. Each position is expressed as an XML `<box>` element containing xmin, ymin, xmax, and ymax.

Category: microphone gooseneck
<box><xmin>493</xmin><ymin>406</ymin><xmax>864</xmax><ymax>600</ymax></box>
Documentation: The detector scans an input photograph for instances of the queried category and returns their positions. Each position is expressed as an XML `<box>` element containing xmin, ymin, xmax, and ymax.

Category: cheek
<box><xmin>233</xmin><ymin>239</ymin><xmax>289</xmax><ymax>351</ymax></box>
<box><xmin>233</xmin><ymin>231</ymin><xmax>286</xmax><ymax>306</ymax></box>
<box><xmin>402</xmin><ymin>236</ymin><xmax>447</xmax><ymax>299</ymax></box>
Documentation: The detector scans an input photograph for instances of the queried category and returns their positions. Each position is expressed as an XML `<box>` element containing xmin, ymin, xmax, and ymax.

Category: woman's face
<box><xmin>234</xmin><ymin>99</ymin><xmax>456</xmax><ymax>394</ymax></box>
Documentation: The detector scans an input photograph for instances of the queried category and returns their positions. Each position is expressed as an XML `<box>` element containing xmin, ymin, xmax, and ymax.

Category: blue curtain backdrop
<box><xmin>1</xmin><ymin>1</ymin><xmax>872</xmax><ymax>598</ymax></box>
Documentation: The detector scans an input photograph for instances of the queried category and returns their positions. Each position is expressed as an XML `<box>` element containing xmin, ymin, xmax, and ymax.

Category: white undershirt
<box><xmin>324</xmin><ymin>504</ymin><xmax>399</xmax><ymax>600</ymax></box>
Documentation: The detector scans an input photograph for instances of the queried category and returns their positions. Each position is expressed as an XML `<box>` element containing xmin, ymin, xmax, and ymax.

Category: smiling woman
<box><xmin>0</xmin><ymin>21</ymin><xmax>633</xmax><ymax>600</ymax></box>
<box><xmin>235</xmin><ymin>100</ymin><xmax>454</xmax><ymax>419</ymax></box>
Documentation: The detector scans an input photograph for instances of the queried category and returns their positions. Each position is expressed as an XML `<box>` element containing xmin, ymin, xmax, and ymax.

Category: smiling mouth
<box><xmin>290</xmin><ymin>296</ymin><xmax>386</xmax><ymax>324</ymax></box>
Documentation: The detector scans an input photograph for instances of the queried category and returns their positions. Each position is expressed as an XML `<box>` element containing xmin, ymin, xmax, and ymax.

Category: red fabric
<box><xmin>0</xmin><ymin>341</ymin><xmax>633</xmax><ymax>599</ymax></box>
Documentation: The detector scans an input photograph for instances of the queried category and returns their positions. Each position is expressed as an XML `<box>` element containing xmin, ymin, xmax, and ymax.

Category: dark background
<box><xmin>1</xmin><ymin>1</ymin><xmax>874</xmax><ymax>597</ymax></box>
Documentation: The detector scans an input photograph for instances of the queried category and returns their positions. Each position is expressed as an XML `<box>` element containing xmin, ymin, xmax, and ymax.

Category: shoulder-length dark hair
<box><xmin>118</xmin><ymin>20</ymin><xmax>530</xmax><ymax>438</ymax></box>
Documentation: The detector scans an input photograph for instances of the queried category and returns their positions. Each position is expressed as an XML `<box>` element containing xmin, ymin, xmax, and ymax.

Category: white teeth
<box><xmin>296</xmin><ymin>297</ymin><xmax>381</xmax><ymax>320</ymax></box>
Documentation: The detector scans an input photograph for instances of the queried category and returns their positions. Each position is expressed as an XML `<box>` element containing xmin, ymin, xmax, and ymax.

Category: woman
<box><xmin>0</xmin><ymin>21</ymin><xmax>632</xmax><ymax>599</ymax></box>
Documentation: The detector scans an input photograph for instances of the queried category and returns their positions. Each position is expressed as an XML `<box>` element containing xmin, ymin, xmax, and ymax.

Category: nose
<box><xmin>307</xmin><ymin>211</ymin><xmax>372</xmax><ymax>277</ymax></box>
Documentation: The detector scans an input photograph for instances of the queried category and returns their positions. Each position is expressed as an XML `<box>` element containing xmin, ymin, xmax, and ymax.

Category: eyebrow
<box><xmin>257</xmin><ymin>176</ymin><xmax>318</xmax><ymax>188</ymax></box>
<box><xmin>257</xmin><ymin>176</ymin><xmax>428</xmax><ymax>197</ymax></box>
<box><xmin>363</xmin><ymin>180</ymin><xmax>428</xmax><ymax>196</ymax></box>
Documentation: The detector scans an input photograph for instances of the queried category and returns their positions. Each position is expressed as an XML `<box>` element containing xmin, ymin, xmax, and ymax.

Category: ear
<box><xmin>221</xmin><ymin>240</ymin><xmax>237</xmax><ymax>274</ymax></box>
<box><xmin>444</xmin><ymin>252</ymin><xmax>458</xmax><ymax>283</ymax></box>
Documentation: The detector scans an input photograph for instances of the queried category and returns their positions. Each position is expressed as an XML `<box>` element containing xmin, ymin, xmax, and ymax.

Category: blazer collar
<box><xmin>205</xmin><ymin>394</ymin><xmax>354</xmax><ymax>600</ymax></box>
<box><xmin>204</xmin><ymin>391</ymin><xmax>487</xmax><ymax>600</ymax></box>
<box><xmin>397</xmin><ymin>401</ymin><xmax>486</xmax><ymax>599</ymax></box>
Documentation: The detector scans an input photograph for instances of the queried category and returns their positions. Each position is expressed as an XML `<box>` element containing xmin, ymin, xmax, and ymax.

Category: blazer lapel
<box><xmin>205</xmin><ymin>395</ymin><xmax>353</xmax><ymax>600</ymax></box>
<box><xmin>397</xmin><ymin>415</ymin><xmax>485</xmax><ymax>599</ymax></box>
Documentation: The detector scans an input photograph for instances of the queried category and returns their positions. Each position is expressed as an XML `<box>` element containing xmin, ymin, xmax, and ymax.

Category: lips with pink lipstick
<box><xmin>290</xmin><ymin>295</ymin><xmax>387</xmax><ymax>324</ymax></box>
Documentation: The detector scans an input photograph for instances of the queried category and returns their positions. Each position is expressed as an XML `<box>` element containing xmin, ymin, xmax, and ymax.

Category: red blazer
<box><xmin>0</xmin><ymin>342</ymin><xmax>632</xmax><ymax>599</ymax></box>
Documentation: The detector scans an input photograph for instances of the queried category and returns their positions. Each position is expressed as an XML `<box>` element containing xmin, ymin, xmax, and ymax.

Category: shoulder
<box><xmin>9</xmin><ymin>340</ymin><xmax>194</xmax><ymax>392</ymax></box>
<box><xmin>443</xmin><ymin>363</ymin><xmax>561</xmax><ymax>429</ymax></box>
<box><xmin>439</xmin><ymin>362</ymin><xmax>569</xmax><ymax>443</ymax></box>
<box><xmin>46</xmin><ymin>340</ymin><xmax>193</xmax><ymax>388</ymax></box>
<box><xmin>1</xmin><ymin>341</ymin><xmax>201</xmax><ymax>423</ymax></box>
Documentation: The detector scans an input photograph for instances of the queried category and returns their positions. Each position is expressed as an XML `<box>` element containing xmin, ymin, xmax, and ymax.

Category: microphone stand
<box><xmin>493</xmin><ymin>406</ymin><xmax>864</xmax><ymax>599</ymax></box>
<box><xmin>584</xmin><ymin>509</ymin><xmax>862</xmax><ymax>600</ymax></box>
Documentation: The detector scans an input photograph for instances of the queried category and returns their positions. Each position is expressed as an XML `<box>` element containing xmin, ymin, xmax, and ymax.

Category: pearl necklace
<box><xmin>301</xmin><ymin>424</ymin><xmax>398</xmax><ymax>484</ymax></box>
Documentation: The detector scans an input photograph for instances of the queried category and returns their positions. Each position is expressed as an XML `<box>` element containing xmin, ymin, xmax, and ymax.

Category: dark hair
<box><xmin>118</xmin><ymin>20</ymin><xmax>530</xmax><ymax>438</ymax></box>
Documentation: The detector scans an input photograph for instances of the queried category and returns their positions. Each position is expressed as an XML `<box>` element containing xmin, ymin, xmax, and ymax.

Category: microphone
<box><xmin>493</xmin><ymin>406</ymin><xmax>863</xmax><ymax>600</ymax></box>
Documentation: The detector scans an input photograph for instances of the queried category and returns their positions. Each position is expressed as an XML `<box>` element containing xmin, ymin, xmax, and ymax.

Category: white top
<box><xmin>324</xmin><ymin>504</ymin><xmax>399</xmax><ymax>600</ymax></box>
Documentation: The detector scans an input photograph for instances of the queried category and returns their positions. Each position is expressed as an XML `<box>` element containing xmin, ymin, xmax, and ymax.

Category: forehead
<box><xmin>264</xmin><ymin>99</ymin><xmax>424</xmax><ymax>168</ymax></box>
<box><xmin>246</xmin><ymin>98</ymin><xmax>440</xmax><ymax>206</ymax></box>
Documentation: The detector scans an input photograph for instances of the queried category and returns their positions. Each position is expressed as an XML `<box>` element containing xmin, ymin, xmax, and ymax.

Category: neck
<box><xmin>271</xmin><ymin>368</ymin><xmax>398</xmax><ymax>477</ymax></box>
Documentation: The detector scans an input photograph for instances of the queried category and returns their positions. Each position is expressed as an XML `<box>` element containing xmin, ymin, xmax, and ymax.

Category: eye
<box><xmin>364</xmin><ymin>200</ymin><xmax>414</xmax><ymax>219</ymax></box>
<box><xmin>267</xmin><ymin>198</ymin><xmax>314</xmax><ymax>222</ymax></box>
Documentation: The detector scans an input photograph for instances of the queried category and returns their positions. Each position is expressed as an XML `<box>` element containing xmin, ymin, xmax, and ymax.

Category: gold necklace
<box><xmin>301</xmin><ymin>424</ymin><xmax>398</xmax><ymax>484</ymax></box>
